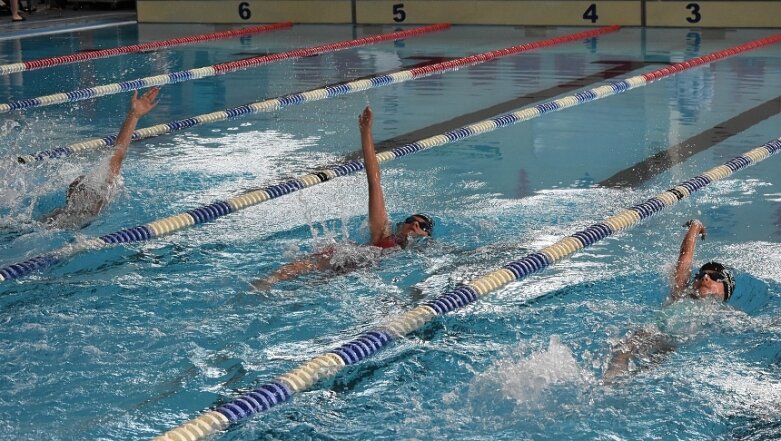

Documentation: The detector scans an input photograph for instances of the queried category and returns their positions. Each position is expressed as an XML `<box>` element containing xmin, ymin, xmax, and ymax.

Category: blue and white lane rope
<box><xmin>154</xmin><ymin>137</ymin><xmax>781</xmax><ymax>440</ymax></box>
<box><xmin>0</xmin><ymin>24</ymin><xmax>449</xmax><ymax>114</ymax></box>
<box><xmin>2</xmin><ymin>33</ymin><xmax>780</xmax><ymax>282</ymax></box>
<box><xmin>16</xmin><ymin>26</ymin><xmax>621</xmax><ymax>164</ymax></box>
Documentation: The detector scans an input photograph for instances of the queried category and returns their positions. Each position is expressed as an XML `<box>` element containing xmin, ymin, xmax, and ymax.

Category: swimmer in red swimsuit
<box><xmin>251</xmin><ymin>106</ymin><xmax>434</xmax><ymax>290</ymax></box>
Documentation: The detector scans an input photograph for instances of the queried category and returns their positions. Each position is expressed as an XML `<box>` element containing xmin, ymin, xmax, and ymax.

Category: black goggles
<box><xmin>405</xmin><ymin>216</ymin><xmax>432</xmax><ymax>234</ymax></box>
<box><xmin>695</xmin><ymin>270</ymin><xmax>726</xmax><ymax>282</ymax></box>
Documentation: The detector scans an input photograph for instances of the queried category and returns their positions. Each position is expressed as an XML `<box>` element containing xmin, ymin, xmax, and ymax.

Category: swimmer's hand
<box><xmin>684</xmin><ymin>219</ymin><xmax>706</xmax><ymax>240</ymax></box>
<box><xmin>358</xmin><ymin>106</ymin><xmax>373</xmax><ymax>133</ymax></box>
<box><xmin>130</xmin><ymin>87</ymin><xmax>160</xmax><ymax>118</ymax></box>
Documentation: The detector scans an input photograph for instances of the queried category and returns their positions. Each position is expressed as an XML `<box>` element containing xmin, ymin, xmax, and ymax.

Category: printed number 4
<box><xmin>583</xmin><ymin>4</ymin><xmax>598</xmax><ymax>23</ymax></box>
<box><xmin>393</xmin><ymin>3</ymin><xmax>406</xmax><ymax>22</ymax></box>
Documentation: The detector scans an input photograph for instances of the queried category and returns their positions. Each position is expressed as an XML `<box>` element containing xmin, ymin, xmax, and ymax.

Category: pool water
<box><xmin>1</xmin><ymin>24</ymin><xmax>780</xmax><ymax>440</ymax></box>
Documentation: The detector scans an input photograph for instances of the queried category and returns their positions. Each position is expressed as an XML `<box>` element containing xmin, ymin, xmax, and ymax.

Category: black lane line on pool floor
<box><xmin>341</xmin><ymin>60</ymin><xmax>653</xmax><ymax>161</ymax></box>
<box><xmin>599</xmin><ymin>94</ymin><xmax>781</xmax><ymax>188</ymax></box>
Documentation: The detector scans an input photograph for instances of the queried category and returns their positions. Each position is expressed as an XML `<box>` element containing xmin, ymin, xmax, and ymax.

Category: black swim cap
<box><xmin>412</xmin><ymin>213</ymin><xmax>435</xmax><ymax>236</ymax></box>
<box><xmin>698</xmin><ymin>261</ymin><xmax>735</xmax><ymax>301</ymax></box>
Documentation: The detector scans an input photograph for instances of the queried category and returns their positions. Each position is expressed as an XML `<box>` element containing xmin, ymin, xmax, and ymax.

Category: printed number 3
<box><xmin>238</xmin><ymin>2</ymin><xmax>251</xmax><ymax>20</ymax></box>
<box><xmin>686</xmin><ymin>3</ymin><xmax>701</xmax><ymax>23</ymax></box>
<box><xmin>393</xmin><ymin>3</ymin><xmax>406</xmax><ymax>22</ymax></box>
<box><xmin>582</xmin><ymin>3</ymin><xmax>598</xmax><ymax>23</ymax></box>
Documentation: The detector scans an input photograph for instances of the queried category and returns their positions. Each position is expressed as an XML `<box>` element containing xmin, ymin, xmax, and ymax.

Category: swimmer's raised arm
<box><xmin>107</xmin><ymin>87</ymin><xmax>160</xmax><ymax>184</ymax></box>
<box><xmin>360</xmin><ymin>106</ymin><xmax>390</xmax><ymax>244</ymax></box>
<box><xmin>669</xmin><ymin>219</ymin><xmax>706</xmax><ymax>302</ymax></box>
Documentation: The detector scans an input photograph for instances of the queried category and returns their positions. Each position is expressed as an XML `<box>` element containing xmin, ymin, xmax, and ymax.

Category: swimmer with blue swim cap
<box><xmin>40</xmin><ymin>87</ymin><xmax>160</xmax><ymax>229</ymax></box>
<box><xmin>251</xmin><ymin>106</ymin><xmax>434</xmax><ymax>291</ymax></box>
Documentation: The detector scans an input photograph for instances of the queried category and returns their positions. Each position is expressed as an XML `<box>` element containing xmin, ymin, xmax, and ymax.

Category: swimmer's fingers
<box><xmin>358</xmin><ymin>106</ymin><xmax>373</xmax><ymax>130</ymax></box>
<box><xmin>131</xmin><ymin>87</ymin><xmax>160</xmax><ymax>116</ymax></box>
<box><xmin>684</xmin><ymin>218</ymin><xmax>706</xmax><ymax>239</ymax></box>
<box><xmin>128</xmin><ymin>90</ymin><xmax>141</xmax><ymax>117</ymax></box>
<box><xmin>142</xmin><ymin>87</ymin><xmax>160</xmax><ymax>106</ymax></box>
<box><xmin>146</xmin><ymin>86</ymin><xmax>161</xmax><ymax>101</ymax></box>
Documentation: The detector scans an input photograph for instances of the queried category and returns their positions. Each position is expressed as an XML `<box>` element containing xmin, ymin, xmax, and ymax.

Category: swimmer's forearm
<box><xmin>115</xmin><ymin>112</ymin><xmax>141</xmax><ymax>148</ymax></box>
<box><xmin>108</xmin><ymin>88</ymin><xmax>159</xmax><ymax>180</ymax></box>
<box><xmin>359</xmin><ymin>106</ymin><xmax>379</xmax><ymax>185</ymax></box>
<box><xmin>107</xmin><ymin>111</ymin><xmax>144</xmax><ymax>180</ymax></box>
<box><xmin>361</xmin><ymin>128</ymin><xmax>378</xmax><ymax>169</ymax></box>
<box><xmin>672</xmin><ymin>223</ymin><xmax>700</xmax><ymax>294</ymax></box>
<box><xmin>362</xmin><ymin>128</ymin><xmax>389</xmax><ymax>240</ymax></box>
<box><xmin>362</xmin><ymin>129</ymin><xmax>381</xmax><ymax>188</ymax></box>
<box><xmin>679</xmin><ymin>223</ymin><xmax>702</xmax><ymax>262</ymax></box>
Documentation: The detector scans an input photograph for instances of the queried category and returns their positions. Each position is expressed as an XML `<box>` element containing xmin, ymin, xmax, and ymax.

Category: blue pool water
<box><xmin>1</xmin><ymin>24</ymin><xmax>780</xmax><ymax>439</ymax></box>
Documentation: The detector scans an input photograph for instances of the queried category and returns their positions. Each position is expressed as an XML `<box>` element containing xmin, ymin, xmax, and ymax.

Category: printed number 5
<box><xmin>238</xmin><ymin>2</ymin><xmax>251</xmax><ymax>20</ymax></box>
<box><xmin>393</xmin><ymin>3</ymin><xmax>406</xmax><ymax>22</ymax></box>
<box><xmin>686</xmin><ymin>3</ymin><xmax>701</xmax><ymax>23</ymax></box>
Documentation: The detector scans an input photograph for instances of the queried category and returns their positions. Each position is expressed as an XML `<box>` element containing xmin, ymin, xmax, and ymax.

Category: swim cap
<box><xmin>412</xmin><ymin>213</ymin><xmax>435</xmax><ymax>236</ymax></box>
<box><xmin>698</xmin><ymin>261</ymin><xmax>735</xmax><ymax>301</ymax></box>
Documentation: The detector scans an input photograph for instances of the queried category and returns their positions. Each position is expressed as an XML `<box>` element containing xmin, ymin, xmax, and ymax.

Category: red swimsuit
<box><xmin>373</xmin><ymin>236</ymin><xmax>398</xmax><ymax>249</ymax></box>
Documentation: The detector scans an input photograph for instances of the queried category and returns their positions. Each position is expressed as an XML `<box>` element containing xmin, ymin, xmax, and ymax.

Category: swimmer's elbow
<box><xmin>251</xmin><ymin>276</ymin><xmax>277</xmax><ymax>291</ymax></box>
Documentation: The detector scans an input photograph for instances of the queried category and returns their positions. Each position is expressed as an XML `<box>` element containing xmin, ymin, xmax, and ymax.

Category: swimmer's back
<box><xmin>42</xmin><ymin>182</ymin><xmax>107</xmax><ymax>229</ymax></box>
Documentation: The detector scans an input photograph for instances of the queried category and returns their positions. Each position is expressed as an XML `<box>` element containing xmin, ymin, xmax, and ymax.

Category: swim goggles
<box><xmin>404</xmin><ymin>216</ymin><xmax>432</xmax><ymax>235</ymax></box>
<box><xmin>694</xmin><ymin>269</ymin><xmax>726</xmax><ymax>282</ymax></box>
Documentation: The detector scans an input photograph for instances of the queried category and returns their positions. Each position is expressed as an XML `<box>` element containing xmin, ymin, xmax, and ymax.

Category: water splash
<box><xmin>466</xmin><ymin>336</ymin><xmax>594</xmax><ymax>415</ymax></box>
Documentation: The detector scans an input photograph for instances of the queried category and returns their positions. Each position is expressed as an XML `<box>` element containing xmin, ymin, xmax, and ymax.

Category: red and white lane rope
<box><xmin>0</xmin><ymin>22</ymin><xmax>293</xmax><ymax>76</ymax></box>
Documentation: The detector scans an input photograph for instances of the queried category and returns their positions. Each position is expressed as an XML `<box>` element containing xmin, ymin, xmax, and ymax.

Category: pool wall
<box><xmin>136</xmin><ymin>0</ymin><xmax>781</xmax><ymax>28</ymax></box>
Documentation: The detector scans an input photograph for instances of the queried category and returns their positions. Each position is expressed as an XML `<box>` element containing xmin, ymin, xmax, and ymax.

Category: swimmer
<box><xmin>40</xmin><ymin>87</ymin><xmax>160</xmax><ymax>229</ymax></box>
<box><xmin>603</xmin><ymin>219</ymin><xmax>735</xmax><ymax>382</ymax></box>
<box><xmin>251</xmin><ymin>106</ymin><xmax>434</xmax><ymax>290</ymax></box>
<box><xmin>667</xmin><ymin>219</ymin><xmax>735</xmax><ymax>304</ymax></box>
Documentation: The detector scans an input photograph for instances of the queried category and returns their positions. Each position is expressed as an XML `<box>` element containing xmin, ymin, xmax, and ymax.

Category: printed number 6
<box><xmin>393</xmin><ymin>3</ymin><xmax>406</xmax><ymax>22</ymax></box>
<box><xmin>686</xmin><ymin>3</ymin><xmax>701</xmax><ymax>23</ymax></box>
<box><xmin>239</xmin><ymin>2</ymin><xmax>251</xmax><ymax>20</ymax></box>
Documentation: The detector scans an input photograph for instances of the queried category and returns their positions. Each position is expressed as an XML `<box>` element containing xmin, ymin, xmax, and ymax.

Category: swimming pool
<box><xmin>1</xmin><ymin>24</ymin><xmax>780</xmax><ymax>440</ymax></box>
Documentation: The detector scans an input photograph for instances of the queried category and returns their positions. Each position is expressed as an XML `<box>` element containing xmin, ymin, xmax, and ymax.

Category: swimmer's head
<box><xmin>396</xmin><ymin>213</ymin><xmax>434</xmax><ymax>239</ymax></box>
<box><xmin>67</xmin><ymin>175</ymin><xmax>86</xmax><ymax>199</ymax></box>
<box><xmin>693</xmin><ymin>261</ymin><xmax>735</xmax><ymax>302</ymax></box>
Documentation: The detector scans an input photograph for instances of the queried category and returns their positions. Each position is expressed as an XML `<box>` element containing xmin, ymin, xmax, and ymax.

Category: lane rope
<box><xmin>17</xmin><ymin>26</ymin><xmax>621</xmax><ymax>164</ymax></box>
<box><xmin>0</xmin><ymin>24</ymin><xmax>450</xmax><ymax>114</ymax></box>
<box><xmin>0</xmin><ymin>22</ymin><xmax>293</xmax><ymax>76</ymax></box>
<box><xmin>1</xmin><ymin>34</ymin><xmax>779</xmax><ymax>283</ymax></box>
<box><xmin>154</xmin><ymin>137</ymin><xmax>781</xmax><ymax>440</ymax></box>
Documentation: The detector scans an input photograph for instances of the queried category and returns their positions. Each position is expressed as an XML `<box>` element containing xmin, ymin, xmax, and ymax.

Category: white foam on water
<box><xmin>467</xmin><ymin>336</ymin><xmax>594</xmax><ymax>411</ymax></box>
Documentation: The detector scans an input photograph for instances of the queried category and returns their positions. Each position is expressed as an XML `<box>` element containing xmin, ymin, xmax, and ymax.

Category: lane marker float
<box><xmin>1</xmin><ymin>34</ymin><xmax>780</xmax><ymax>283</ymax></box>
<box><xmin>0</xmin><ymin>24</ymin><xmax>450</xmax><ymax>113</ymax></box>
<box><xmin>154</xmin><ymin>137</ymin><xmax>781</xmax><ymax>440</ymax></box>
<box><xmin>17</xmin><ymin>26</ymin><xmax>621</xmax><ymax>164</ymax></box>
